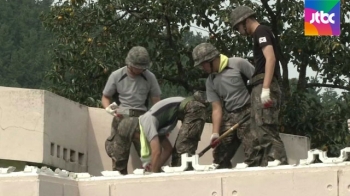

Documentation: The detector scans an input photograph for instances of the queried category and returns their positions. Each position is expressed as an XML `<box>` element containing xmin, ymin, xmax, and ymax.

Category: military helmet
<box><xmin>192</xmin><ymin>43</ymin><xmax>220</xmax><ymax>67</ymax></box>
<box><xmin>193</xmin><ymin>90</ymin><xmax>207</xmax><ymax>103</ymax></box>
<box><xmin>125</xmin><ymin>46</ymin><xmax>151</xmax><ymax>69</ymax></box>
<box><xmin>230</xmin><ymin>6</ymin><xmax>256</xmax><ymax>28</ymax></box>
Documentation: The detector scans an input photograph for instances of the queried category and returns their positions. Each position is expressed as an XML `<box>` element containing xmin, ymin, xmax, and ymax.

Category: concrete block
<box><xmin>0</xmin><ymin>87</ymin><xmax>88</xmax><ymax>173</ymax></box>
<box><xmin>338</xmin><ymin>167</ymin><xmax>350</xmax><ymax>196</ymax></box>
<box><xmin>0</xmin><ymin>166</ymin><xmax>16</xmax><ymax>174</ymax></box>
<box><xmin>0</xmin><ymin>175</ymin><xmax>39</xmax><ymax>196</ymax></box>
<box><xmin>108</xmin><ymin>174</ymin><xmax>223</xmax><ymax>196</ymax></box>
<box><xmin>222</xmin><ymin>166</ymin><xmax>338</xmax><ymax>196</ymax></box>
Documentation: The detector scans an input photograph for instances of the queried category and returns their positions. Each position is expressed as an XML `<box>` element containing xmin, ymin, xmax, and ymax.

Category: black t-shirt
<box><xmin>252</xmin><ymin>25</ymin><xmax>281</xmax><ymax>78</ymax></box>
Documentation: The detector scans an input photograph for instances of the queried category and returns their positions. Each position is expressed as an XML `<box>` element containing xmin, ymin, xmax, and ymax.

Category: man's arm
<box><xmin>159</xmin><ymin>137</ymin><xmax>172</xmax><ymax>167</ymax></box>
<box><xmin>148</xmin><ymin>73</ymin><xmax>162</xmax><ymax>106</ymax></box>
<box><xmin>256</xmin><ymin>27</ymin><xmax>277</xmax><ymax>89</ymax></box>
<box><xmin>205</xmin><ymin>78</ymin><xmax>222</xmax><ymax>136</ymax></box>
<box><xmin>211</xmin><ymin>101</ymin><xmax>223</xmax><ymax>135</ymax></box>
<box><xmin>237</xmin><ymin>58</ymin><xmax>255</xmax><ymax>79</ymax></box>
<box><xmin>102</xmin><ymin>72</ymin><xmax>117</xmax><ymax>108</ymax></box>
<box><xmin>149</xmin><ymin>136</ymin><xmax>162</xmax><ymax>172</ymax></box>
<box><xmin>262</xmin><ymin>45</ymin><xmax>276</xmax><ymax>89</ymax></box>
<box><xmin>150</xmin><ymin>96</ymin><xmax>161</xmax><ymax>105</ymax></box>
<box><xmin>101</xmin><ymin>95</ymin><xmax>112</xmax><ymax>109</ymax></box>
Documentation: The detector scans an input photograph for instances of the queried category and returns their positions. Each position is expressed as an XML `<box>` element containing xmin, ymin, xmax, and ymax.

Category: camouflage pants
<box><xmin>105</xmin><ymin>116</ymin><xmax>140</xmax><ymax>175</ymax></box>
<box><xmin>249</xmin><ymin>78</ymin><xmax>288</xmax><ymax>167</ymax></box>
<box><xmin>171</xmin><ymin>100</ymin><xmax>206</xmax><ymax>168</ymax></box>
<box><xmin>212</xmin><ymin>105</ymin><xmax>251</xmax><ymax>169</ymax></box>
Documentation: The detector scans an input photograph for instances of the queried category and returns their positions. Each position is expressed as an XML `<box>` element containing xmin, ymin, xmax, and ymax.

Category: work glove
<box><xmin>105</xmin><ymin>102</ymin><xmax>118</xmax><ymax>116</ymax></box>
<box><xmin>140</xmin><ymin>157</ymin><xmax>152</xmax><ymax>171</ymax></box>
<box><xmin>210</xmin><ymin>133</ymin><xmax>220</xmax><ymax>148</ymax></box>
<box><xmin>261</xmin><ymin>88</ymin><xmax>273</xmax><ymax>108</ymax></box>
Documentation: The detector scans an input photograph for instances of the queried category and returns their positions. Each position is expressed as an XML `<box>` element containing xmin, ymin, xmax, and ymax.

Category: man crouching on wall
<box><xmin>105</xmin><ymin>92</ymin><xmax>208</xmax><ymax>173</ymax></box>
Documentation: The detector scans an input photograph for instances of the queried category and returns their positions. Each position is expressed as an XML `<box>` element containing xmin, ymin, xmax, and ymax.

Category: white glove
<box><xmin>261</xmin><ymin>88</ymin><xmax>273</xmax><ymax>108</ymax></box>
<box><xmin>347</xmin><ymin>119</ymin><xmax>350</xmax><ymax>133</ymax></box>
<box><xmin>140</xmin><ymin>156</ymin><xmax>151</xmax><ymax>171</ymax></box>
<box><xmin>105</xmin><ymin>102</ymin><xmax>118</xmax><ymax>115</ymax></box>
<box><xmin>210</xmin><ymin>133</ymin><xmax>220</xmax><ymax>148</ymax></box>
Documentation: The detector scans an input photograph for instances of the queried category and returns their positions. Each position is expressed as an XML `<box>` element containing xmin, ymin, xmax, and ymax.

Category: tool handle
<box><xmin>198</xmin><ymin>145</ymin><xmax>211</xmax><ymax>157</ymax></box>
<box><xmin>197</xmin><ymin>113</ymin><xmax>250</xmax><ymax>158</ymax></box>
<box><xmin>217</xmin><ymin>113</ymin><xmax>250</xmax><ymax>141</ymax></box>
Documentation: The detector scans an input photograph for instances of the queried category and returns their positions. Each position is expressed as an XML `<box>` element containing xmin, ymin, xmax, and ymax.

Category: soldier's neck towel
<box><xmin>139</xmin><ymin>118</ymin><xmax>151</xmax><ymax>159</ymax></box>
<box><xmin>218</xmin><ymin>54</ymin><xmax>229</xmax><ymax>73</ymax></box>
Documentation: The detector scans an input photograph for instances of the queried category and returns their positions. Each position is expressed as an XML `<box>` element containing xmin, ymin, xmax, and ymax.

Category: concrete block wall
<box><xmin>1</xmin><ymin>161</ymin><xmax>350</xmax><ymax>196</ymax></box>
<box><xmin>0</xmin><ymin>86</ymin><xmax>311</xmax><ymax>177</ymax></box>
<box><xmin>0</xmin><ymin>87</ymin><xmax>88</xmax><ymax>172</ymax></box>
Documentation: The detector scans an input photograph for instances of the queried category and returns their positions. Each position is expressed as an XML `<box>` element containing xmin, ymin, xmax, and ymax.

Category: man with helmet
<box><xmin>192</xmin><ymin>43</ymin><xmax>255</xmax><ymax>169</ymax></box>
<box><xmin>230</xmin><ymin>6</ymin><xmax>288</xmax><ymax>166</ymax></box>
<box><xmin>105</xmin><ymin>91</ymin><xmax>208</xmax><ymax>173</ymax></box>
<box><xmin>102</xmin><ymin>46</ymin><xmax>162</xmax><ymax>174</ymax></box>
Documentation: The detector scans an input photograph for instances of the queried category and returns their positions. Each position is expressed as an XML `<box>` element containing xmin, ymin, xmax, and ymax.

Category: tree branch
<box><xmin>202</xmin><ymin>14</ymin><xmax>230</xmax><ymax>55</ymax></box>
<box><xmin>306</xmin><ymin>83</ymin><xmax>350</xmax><ymax>91</ymax></box>
<box><xmin>261</xmin><ymin>0</ymin><xmax>275</xmax><ymax>19</ymax></box>
<box><xmin>276</xmin><ymin>0</ymin><xmax>281</xmax><ymax>18</ymax></box>
<box><xmin>105</xmin><ymin>12</ymin><xmax>128</xmax><ymax>27</ymax></box>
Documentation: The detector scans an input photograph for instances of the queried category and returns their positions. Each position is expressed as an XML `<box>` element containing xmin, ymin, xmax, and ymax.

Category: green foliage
<box><xmin>283</xmin><ymin>84</ymin><xmax>350</xmax><ymax>156</ymax></box>
<box><xmin>40</xmin><ymin>0</ymin><xmax>208</xmax><ymax>106</ymax></box>
<box><xmin>0</xmin><ymin>0</ymin><xmax>54</xmax><ymax>89</ymax></box>
<box><xmin>41</xmin><ymin>0</ymin><xmax>350</xmax><ymax>154</ymax></box>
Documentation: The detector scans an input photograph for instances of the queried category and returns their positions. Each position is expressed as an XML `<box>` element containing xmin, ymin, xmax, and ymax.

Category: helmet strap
<box><xmin>210</xmin><ymin>61</ymin><xmax>214</xmax><ymax>73</ymax></box>
<box><xmin>243</xmin><ymin>19</ymin><xmax>248</xmax><ymax>35</ymax></box>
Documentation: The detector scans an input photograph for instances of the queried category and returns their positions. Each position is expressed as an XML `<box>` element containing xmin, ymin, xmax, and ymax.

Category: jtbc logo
<box><xmin>310</xmin><ymin>11</ymin><xmax>335</xmax><ymax>24</ymax></box>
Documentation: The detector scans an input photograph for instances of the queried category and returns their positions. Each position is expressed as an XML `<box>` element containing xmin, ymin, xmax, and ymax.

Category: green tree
<box><xmin>0</xmin><ymin>0</ymin><xmax>54</xmax><ymax>89</ymax></box>
<box><xmin>41</xmin><ymin>0</ymin><xmax>350</xmax><ymax>154</ymax></box>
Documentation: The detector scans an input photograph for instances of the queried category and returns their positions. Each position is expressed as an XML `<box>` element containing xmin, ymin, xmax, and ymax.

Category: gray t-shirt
<box><xmin>139</xmin><ymin>97</ymin><xmax>185</xmax><ymax>141</ymax></box>
<box><xmin>206</xmin><ymin>57</ymin><xmax>255</xmax><ymax>111</ymax></box>
<box><xmin>103</xmin><ymin>66</ymin><xmax>161</xmax><ymax>111</ymax></box>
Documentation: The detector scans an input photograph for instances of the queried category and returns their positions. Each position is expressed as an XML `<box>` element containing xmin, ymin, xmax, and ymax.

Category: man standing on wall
<box><xmin>230</xmin><ymin>6</ymin><xmax>288</xmax><ymax>166</ymax></box>
<box><xmin>102</xmin><ymin>46</ymin><xmax>162</xmax><ymax>174</ymax></box>
<box><xmin>192</xmin><ymin>43</ymin><xmax>256</xmax><ymax>168</ymax></box>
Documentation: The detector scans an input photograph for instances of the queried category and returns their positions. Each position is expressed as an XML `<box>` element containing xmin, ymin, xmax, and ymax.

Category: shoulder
<box><xmin>256</xmin><ymin>25</ymin><xmax>272</xmax><ymax>33</ymax></box>
<box><xmin>229</xmin><ymin>57</ymin><xmax>245</xmax><ymax>63</ymax></box>
<box><xmin>254</xmin><ymin>25</ymin><xmax>273</xmax><ymax>37</ymax></box>
<box><xmin>110</xmin><ymin>66</ymin><xmax>126</xmax><ymax>78</ymax></box>
<box><xmin>143</xmin><ymin>70</ymin><xmax>158</xmax><ymax>80</ymax></box>
<box><xmin>228</xmin><ymin>57</ymin><xmax>249</xmax><ymax>67</ymax></box>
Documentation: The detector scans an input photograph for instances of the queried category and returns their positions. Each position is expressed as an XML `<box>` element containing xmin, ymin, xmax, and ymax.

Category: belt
<box><xmin>227</xmin><ymin>103</ymin><xmax>251</xmax><ymax>114</ymax></box>
<box><xmin>129</xmin><ymin>109</ymin><xmax>146</xmax><ymax>117</ymax></box>
<box><xmin>249</xmin><ymin>73</ymin><xmax>279</xmax><ymax>86</ymax></box>
<box><xmin>251</xmin><ymin>73</ymin><xmax>265</xmax><ymax>84</ymax></box>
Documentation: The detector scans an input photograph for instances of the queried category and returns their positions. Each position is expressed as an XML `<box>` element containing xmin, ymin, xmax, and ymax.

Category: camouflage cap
<box><xmin>193</xmin><ymin>90</ymin><xmax>207</xmax><ymax>104</ymax></box>
<box><xmin>125</xmin><ymin>46</ymin><xmax>151</xmax><ymax>69</ymax></box>
<box><xmin>192</xmin><ymin>43</ymin><xmax>220</xmax><ymax>67</ymax></box>
<box><xmin>230</xmin><ymin>6</ymin><xmax>256</xmax><ymax>28</ymax></box>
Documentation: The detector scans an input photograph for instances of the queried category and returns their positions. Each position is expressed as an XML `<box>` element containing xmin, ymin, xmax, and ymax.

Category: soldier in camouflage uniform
<box><xmin>106</xmin><ymin>92</ymin><xmax>208</xmax><ymax>173</ymax></box>
<box><xmin>171</xmin><ymin>91</ymin><xmax>209</xmax><ymax>168</ymax></box>
<box><xmin>102</xmin><ymin>46</ymin><xmax>161</xmax><ymax>174</ymax></box>
<box><xmin>230</xmin><ymin>6</ymin><xmax>288</xmax><ymax>166</ymax></box>
<box><xmin>192</xmin><ymin>43</ymin><xmax>256</xmax><ymax>168</ymax></box>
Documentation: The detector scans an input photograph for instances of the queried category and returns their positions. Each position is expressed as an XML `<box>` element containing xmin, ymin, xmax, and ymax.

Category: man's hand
<box><xmin>105</xmin><ymin>102</ymin><xmax>118</xmax><ymax>116</ymax></box>
<box><xmin>261</xmin><ymin>88</ymin><xmax>273</xmax><ymax>108</ymax></box>
<box><xmin>210</xmin><ymin>133</ymin><xmax>220</xmax><ymax>148</ymax></box>
<box><xmin>141</xmin><ymin>157</ymin><xmax>152</xmax><ymax>171</ymax></box>
<box><xmin>347</xmin><ymin>119</ymin><xmax>350</xmax><ymax>133</ymax></box>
